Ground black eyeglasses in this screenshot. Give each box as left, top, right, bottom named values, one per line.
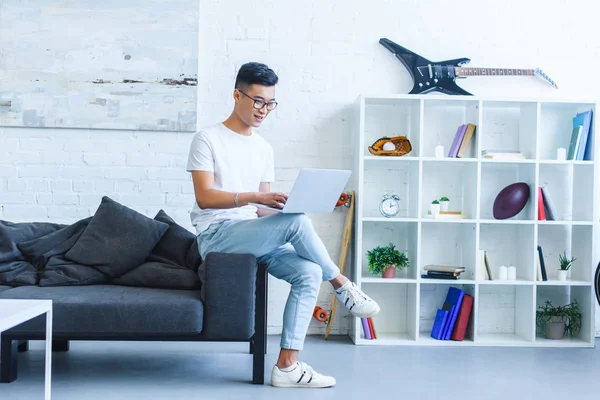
left=238, top=89, right=278, bottom=111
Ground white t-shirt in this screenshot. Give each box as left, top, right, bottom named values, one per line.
left=186, top=123, right=274, bottom=234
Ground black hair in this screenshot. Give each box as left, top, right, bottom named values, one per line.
left=234, top=62, right=279, bottom=90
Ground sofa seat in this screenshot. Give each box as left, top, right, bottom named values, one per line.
left=0, top=285, right=203, bottom=336
left=0, top=286, right=12, bottom=293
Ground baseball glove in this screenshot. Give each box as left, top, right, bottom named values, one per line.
left=368, top=136, right=412, bottom=156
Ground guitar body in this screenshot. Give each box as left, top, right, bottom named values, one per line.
left=380, top=38, right=473, bottom=95
left=379, top=38, right=557, bottom=96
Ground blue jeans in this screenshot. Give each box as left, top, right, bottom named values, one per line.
left=196, top=213, right=341, bottom=350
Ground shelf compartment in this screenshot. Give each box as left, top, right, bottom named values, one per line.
left=537, top=163, right=594, bottom=222
left=418, top=283, right=475, bottom=343
left=538, top=102, right=596, bottom=162
left=535, top=285, right=594, bottom=345
left=362, top=160, right=419, bottom=219
left=421, top=160, right=477, bottom=219
left=477, top=285, right=535, bottom=344
left=480, top=100, right=537, bottom=160
left=419, top=222, right=476, bottom=281
left=361, top=221, right=418, bottom=280
left=363, top=98, right=421, bottom=158
left=422, top=99, right=479, bottom=159
left=536, top=224, right=593, bottom=283
left=480, top=162, right=536, bottom=220
left=356, top=283, right=417, bottom=343
left=479, top=223, right=536, bottom=281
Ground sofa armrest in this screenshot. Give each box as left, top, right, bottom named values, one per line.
left=200, top=252, right=259, bottom=341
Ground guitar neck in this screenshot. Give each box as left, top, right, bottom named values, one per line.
left=455, top=67, right=534, bottom=77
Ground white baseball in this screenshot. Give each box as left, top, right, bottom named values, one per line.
left=383, top=141, right=395, bottom=151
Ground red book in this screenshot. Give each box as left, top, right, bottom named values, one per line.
left=538, top=187, right=546, bottom=220
left=451, top=294, right=474, bottom=341
left=367, top=317, right=376, bottom=339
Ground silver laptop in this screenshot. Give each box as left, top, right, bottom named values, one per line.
left=250, top=168, right=351, bottom=213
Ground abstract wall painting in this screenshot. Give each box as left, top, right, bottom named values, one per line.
left=0, top=0, right=198, bottom=132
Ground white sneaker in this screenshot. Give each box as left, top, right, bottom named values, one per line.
left=335, top=281, right=380, bottom=318
left=271, top=361, right=336, bottom=388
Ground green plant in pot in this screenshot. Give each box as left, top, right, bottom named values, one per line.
left=535, top=300, right=582, bottom=340
left=439, top=196, right=450, bottom=211
left=558, top=251, right=576, bottom=282
left=366, top=243, right=409, bottom=279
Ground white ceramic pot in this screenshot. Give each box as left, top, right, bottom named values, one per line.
left=430, top=203, right=440, bottom=217
left=557, top=269, right=568, bottom=281
left=440, top=200, right=450, bottom=212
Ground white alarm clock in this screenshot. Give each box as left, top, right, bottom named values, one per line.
left=379, top=194, right=400, bottom=217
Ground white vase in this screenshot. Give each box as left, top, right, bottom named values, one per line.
left=440, top=200, right=449, bottom=212
left=557, top=269, right=568, bottom=281
left=430, top=203, right=440, bottom=217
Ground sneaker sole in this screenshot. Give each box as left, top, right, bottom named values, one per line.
left=271, top=381, right=336, bottom=388
left=351, top=304, right=380, bottom=318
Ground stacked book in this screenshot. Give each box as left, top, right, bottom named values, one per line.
left=481, top=149, right=526, bottom=160
left=421, top=264, right=465, bottom=280
left=431, top=286, right=474, bottom=341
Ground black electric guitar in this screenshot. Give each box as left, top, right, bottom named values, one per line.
left=379, top=38, right=558, bottom=96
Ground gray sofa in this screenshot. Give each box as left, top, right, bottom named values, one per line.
left=0, top=197, right=268, bottom=384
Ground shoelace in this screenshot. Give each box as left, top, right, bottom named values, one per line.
left=345, top=283, right=368, bottom=307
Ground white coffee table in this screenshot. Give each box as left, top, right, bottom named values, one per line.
left=0, top=299, right=53, bottom=400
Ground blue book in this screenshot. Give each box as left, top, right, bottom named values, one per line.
left=443, top=287, right=465, bottom=340
left=574, top=110, right=592, bottom=160
left=580, top=110, right=594, bottom=161
left=431, top=309, right=449, bottom=340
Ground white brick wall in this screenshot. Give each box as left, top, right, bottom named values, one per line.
left=2, top=0, right=600, bottom=336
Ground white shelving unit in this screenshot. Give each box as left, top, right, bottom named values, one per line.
left=350, top=94, right=598, bottom=347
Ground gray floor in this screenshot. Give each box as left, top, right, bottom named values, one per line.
left=0, top=335, right=599, bottom=400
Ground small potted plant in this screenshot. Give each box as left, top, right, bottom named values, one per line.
left=430, top=200, right=440, bottom=217
left=366, top=243, right=409, bottom=279
left=536, top=300, right=581, bottom=340
left=439, top=196, right=450, bottom=211
left=558, top=251, right=576, bottom=281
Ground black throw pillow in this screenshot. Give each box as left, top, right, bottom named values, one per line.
left=64, top=196, right=169, bottom=278
left=148, top=210, right=196, bottom=267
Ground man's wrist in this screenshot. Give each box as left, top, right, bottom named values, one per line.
left=237, top=192, right=259, bottom=207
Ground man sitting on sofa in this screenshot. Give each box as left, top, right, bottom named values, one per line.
left=186, top=62, right=379, bottom=388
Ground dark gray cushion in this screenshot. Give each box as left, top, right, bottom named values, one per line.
left=64, top=197, right=169, bottom=278
left=0, top=219, right=65, bottom=286
left=111, top=262, right=200, bottom=290
left=0, top=261, right=38, bottom=286
left=16, top=217, right=109, bottom=286
left=0, top=285, right=13, bottom=293
left=0, top=285, right=203, bottom=336
left=0, top=219, right=66, bottom=264
left=17, top=217, right=92, bottom=269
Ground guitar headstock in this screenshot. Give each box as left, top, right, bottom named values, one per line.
left=534, top=68, right=558, bottom=89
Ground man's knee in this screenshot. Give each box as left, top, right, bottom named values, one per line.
left=282, top=213, right=312, bottom=231
left=293, top=262, right=322, bottom=288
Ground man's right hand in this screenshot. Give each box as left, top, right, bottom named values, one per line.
left=256, top=192, right=288, bottom=209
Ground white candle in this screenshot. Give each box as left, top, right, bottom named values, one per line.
left=498, top=265, right=508, bottom=280
left=435, top=145, right=444, bottom=158
left=557, top=147, right=566, bottom=161
left=507, top=265, right=516, bottom=280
